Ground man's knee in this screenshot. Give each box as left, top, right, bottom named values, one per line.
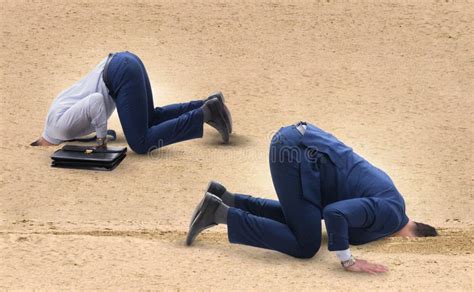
left=128, top=135, right=165, bottom=154
left=128, top=140, right=149, bottom=154
left=294, top=240, right=321, bottom=259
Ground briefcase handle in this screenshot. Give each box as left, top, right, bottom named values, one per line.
left=61, top=144, right=127, bottom=154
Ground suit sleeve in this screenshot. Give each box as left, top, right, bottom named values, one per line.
left=323, top=198, right=377, bottom=251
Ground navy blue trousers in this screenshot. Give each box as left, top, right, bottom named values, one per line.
left=106, top=52, right=204, bottom=154
left=227, top=125, right=323, bottom=258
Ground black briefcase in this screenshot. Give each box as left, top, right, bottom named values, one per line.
left=51, top=145, right=127, bottom=171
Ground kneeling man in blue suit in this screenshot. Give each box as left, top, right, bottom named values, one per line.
left=187, top=122, right=437, bottom=274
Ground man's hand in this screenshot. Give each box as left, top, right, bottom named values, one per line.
left=96, top=137, right=107, bottom=149
left=345, top=259, right=388, bottom=274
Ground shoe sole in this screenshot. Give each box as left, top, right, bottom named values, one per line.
left=209, top=91, right=225, bottom=103
left=222, top=103, right=233, bottom=134
left=216, top=92, right=232, bottom=133
left=189, top=186, right=209, bottom=228
left=189, top=181, right=220, bottom=228
left=209, top=100, right=230, bottom=144
left=186, top=194, right=217, bottom=246
left=208, top=93, right=233, bottom=134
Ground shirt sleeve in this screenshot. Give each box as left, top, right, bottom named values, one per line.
left=335, top=248, right=352, bottom=261
left=86, top=93, right=108, bottom=139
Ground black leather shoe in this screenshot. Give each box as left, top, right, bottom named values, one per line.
left=189, top=181, right=227, bottom=226
left=207, top=180, right=227, bottom=198
left=205, top=98, right=230, bottom=144
left=186, top=193, right=222, bottom=246
left=206, top=91, right=225, bottom=103
left=206, top=92, right=233, bottom=134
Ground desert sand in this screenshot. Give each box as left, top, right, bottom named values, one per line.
left=1, top=0, right=473, bottom=290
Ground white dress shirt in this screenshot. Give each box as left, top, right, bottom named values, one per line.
left=42, top=56, right=116, bottom=144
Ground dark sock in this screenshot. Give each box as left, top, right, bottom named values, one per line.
left=214, top=203, right=229, bottom=224
left=201, top=101, right=212, bottom=122
left=221, top=191, right=235, bottom=207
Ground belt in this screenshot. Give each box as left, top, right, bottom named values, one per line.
left=102, top=52, right=116, bottom=91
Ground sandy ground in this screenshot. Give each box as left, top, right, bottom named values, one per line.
left=1, top=0, right=473, bottom=290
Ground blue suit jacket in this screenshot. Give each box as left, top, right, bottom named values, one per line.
left=300, top=124, right=409, bottom=245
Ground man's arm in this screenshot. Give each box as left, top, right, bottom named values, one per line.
left=86, top=93, right=108, bottom=147
left=323, top=198, right=388, bottom=274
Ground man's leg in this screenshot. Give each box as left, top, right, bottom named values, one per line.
left=110, top=53, right=204, bottom=154
left=191, top=182, right=285, bottom=227
left=126, top=52, right=157, bottom=127
left=226, top=140, right=322, bottom=258
left=152, top=101, right=205, bottom=126
left=127, top=52, right=205, bottom=127
left=204, top=181, right=286, bottom=224
left=230, top=194, right=285, bottom=225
